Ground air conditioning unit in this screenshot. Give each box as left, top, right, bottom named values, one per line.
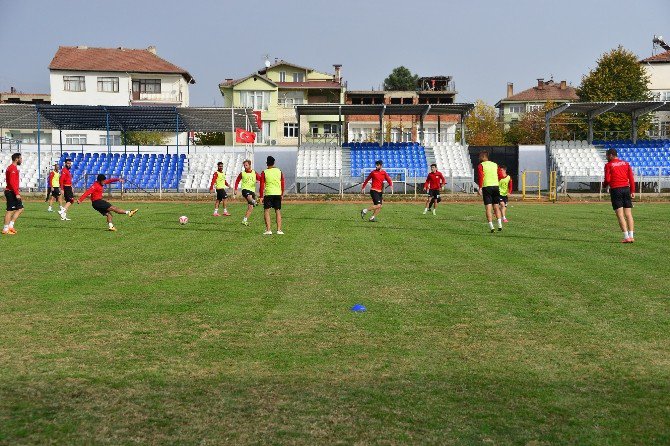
left=270, top=140, right=277, bottom=145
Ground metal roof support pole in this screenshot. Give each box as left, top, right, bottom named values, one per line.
left=187, top=131, right=190, bottom=155
left=379, top=105, right=385, bottom=146
left=437, top=115, right=441, bottom=143
left=105, top=109, right=111, bottom=155
left=545, top=103, right=571, bottom=180
left=175, top=108, right=179, bottom=157
left=420, top=105, right=431, bottom=146
left=298, top=113, right=302, bottom=147
left=338, top=106, right=342, bottom=146
left=631, top=102, right=666, bottom=144
left=59, top=129, right=63, bottom=157
left=231, top=108, right=235, bottom=147
left=460, top=113, right=465, bottom=145
left=587, top=103, right=616, bottom=144
left=631, top=112, right=638, bottom=144
left=37, top=105, right=41, bottom=188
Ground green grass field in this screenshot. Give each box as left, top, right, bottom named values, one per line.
left=0, top=200, right=668, bottom=445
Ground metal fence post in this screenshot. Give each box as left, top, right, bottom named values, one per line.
left=159, top=171, right=163, bottom=199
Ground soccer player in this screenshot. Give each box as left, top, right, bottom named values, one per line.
left=498, top=165, right=513, bottom=223
left=603, top=148, right=636, bottom=243
left=360, top=160, right=393, bottom=222
left=209, top=162, right=230, bottom=217
left=3, top=153, right=24, bottom=235
left=77, top=174, right=137, bottom=231
left=234, top=159, right=261, bottom=226
left=46, top=162, right=65, bottom=214
left=59, top=158, right=75, bottom=221
left=259, top=156, right=285, bottom=235
left=477, top=151, right=504, bottom=233
left=423, top=163, right=446, bottom=215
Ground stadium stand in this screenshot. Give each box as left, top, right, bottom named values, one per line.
left=296, top=144, right=342, bottom=179
left=182, top=152, right=245, bottom=191
left=430, top=142, right=474, bottom=179
left=595, top=139, right=670, bottom=176
left=0, top=151, right=59, bottom=190
left=348, top=142, right=428, bottom=178
left=549, top=140, right=606, bottom=179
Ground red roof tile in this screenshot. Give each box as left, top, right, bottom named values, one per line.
left=49, top=46, right=195, bottom=83
left=501, top=80, right=578, bottom=102
left=640, top=50, right=670, bottom=63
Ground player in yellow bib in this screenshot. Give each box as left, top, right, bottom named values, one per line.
left=233, top=159, right=261, bottom=226
left=208, top=162, right=230, bottom=217
left=477, top=151, right=504, bottom=233
left=259, top=156, right=285, bottom=235
left=46, top=163, right=65, bottom=214
left=498, top=165, right=513, bottom=223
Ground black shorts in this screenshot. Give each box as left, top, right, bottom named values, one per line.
left=216, top=189, right=227, bottom=201
left=92, top=199, right=112, bottom=216
left=370, top=190, right=383, bottom=205
left=64, top=186, right=75, bottom=203
left=242, top=189, right=256, bottom=200
left=610, top=186, right=632, bottom=211
left=50, top=187, right=61, bottom=198
left=427, top=189, right=441, bottom=202
left=499, top=195, right=509, bottom=205
left=263, top=195, right=282, bottom=210
left=482, top=186, right=501, bottom=206
left=4, top=190, right=23, bottom=211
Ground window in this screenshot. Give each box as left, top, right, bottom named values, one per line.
left=508, top=104, right=523, bottom=114
left=292, top=72, right=305, bottom=82
left=279, top=71, right=286, bottom=82
left=240, top=91, right=271, bottom=110
left=278, top=91, right=304, bottom=106
left=323, top=123, right=339, bottom=134
left=99, top=135, right=121, bottom=145
left=284, top=123, right=299, bottom=138
left=97, top=77, right=119, bottom=92
left=311, top=124, right=319, bottom=136
left=527, top=104, right=543, bottom=112
left=65, top=134, right=87, bottom=144
left=660, top=91, right=670, bottom=101
left=137, top=79, right=161, bottom=93
left=63, top=76, right=85, bottom=92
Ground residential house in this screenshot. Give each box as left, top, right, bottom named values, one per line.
left=641, top=49, right=670, bottom=137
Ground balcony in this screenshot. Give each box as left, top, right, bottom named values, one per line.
left=130, top=92, right=183, bottom=105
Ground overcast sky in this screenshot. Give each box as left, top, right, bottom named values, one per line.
left=1, top=0, right=668, bottom=106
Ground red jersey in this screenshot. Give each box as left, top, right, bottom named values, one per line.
left=477, top=165, right=505, bottom=189
left=424, top=171, right=446, bottom=190
left=78, top=178, right=119, bottom=203
left=234, top=169, right=262, bottom=190
left=60, top=166, right=72, bottom=187
left=5, top=164, right=19, bottom=194
left=362, top=169, right=393, bottom=192
left=603, top=159, right=635, bottom=193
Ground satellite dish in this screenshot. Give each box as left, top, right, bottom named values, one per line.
left=265, top=59, right=271, bottom=68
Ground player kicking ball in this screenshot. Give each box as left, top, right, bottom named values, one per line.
left=360, top=160, right=393, bottom=222
left=77, top=174, right=138, bottom=231
left=209, top=162, right=231, bottom=217
left=477, top=151, right=504, bottom=233
left=423, top=163, right=446, bottom=215
left=603, top=148, right=636, bottom=243
left=233, top=159, right=261, bottom=226
left=498, top=165, right=513, bottom=223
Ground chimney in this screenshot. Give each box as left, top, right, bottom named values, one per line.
left=537, top=78, right=545, bottom=89
left=147, top=45, right=157, bottom=55
left=10, top=86, right=16, bottom=94
left=333, top=64, right=342, bottom=83
left=560, top=80, right=567, bottom=90
left=225, top=78, right=233, bottom=83
left=506, top=82, right=513, bottom=98
left=77, top=45, right=88, bottom=50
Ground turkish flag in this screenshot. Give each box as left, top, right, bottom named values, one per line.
left=252, top=111, right=262, bottom=129
left=235, top=128, right=256, bottom=143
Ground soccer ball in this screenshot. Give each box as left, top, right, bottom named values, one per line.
left=179, top=215, right=188, bottom=225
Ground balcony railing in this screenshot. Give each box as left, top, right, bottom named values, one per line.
left=131, top=92, right=183, bottom=103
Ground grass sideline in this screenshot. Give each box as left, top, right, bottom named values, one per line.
left=0, top=201, right=669, bottom=445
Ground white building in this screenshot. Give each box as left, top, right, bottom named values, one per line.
left=48, top=45, right=195, bottom=145
left=641, top=49, right=670, bottom=137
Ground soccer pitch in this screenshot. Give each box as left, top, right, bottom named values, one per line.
left=1, top=200, right=668, bottom=445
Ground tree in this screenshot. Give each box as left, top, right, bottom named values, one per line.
left=504, top=102, right=573, bottom=145
left=383, top=66, right=418, bottom=91
left=194, top=132, right=226, bottom=145
left=122, top=131, right=169, bottom=146
left=464, top=100, right=505, bottom=146
left=577, top=46, right=652, bottom=139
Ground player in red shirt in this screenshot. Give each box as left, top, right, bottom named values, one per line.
left=59, top=158, right=75, bottom=221
left=77, top=174, right=138, bottom=231
left=3, top=153, right=24, bottom=235
left=360, top=160, right=393, bottom=222
left=603, top=148, right=636, bottom=243
left=423, top=163, right=446, bottom=215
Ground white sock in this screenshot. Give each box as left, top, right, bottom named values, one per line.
left=369, top=216, right=375, bottom=220
left=8, top=221, right=14, bottom=229
left=3, top=225, right=8, bottom=231
left=497, top=218, right=502, bottom=228
left=243, top=217, right=248, bottom=222
left=48, top=206, right=52, bottom=211
left=125, top=211, right=130, bottom=215
left=488, top=221, right=494, bottom=230
left=223, top=208, right=227, bottom=213
left=362, top=208, right=368, bottom=214
left=214, top=208, right=219, bottom=213
left=629, top=231, right=634, bottom=239
left=424, top=208, right=428, bottom=212
left=109, top=222, right=114, bottom=229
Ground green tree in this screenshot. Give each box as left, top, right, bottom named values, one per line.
left=504, top=102, right=573, bottom=145
left=194, top=132, right=226, bottom=145
left=464, top=100, right=505, bottom=146
left=577, top=46, right=652, bottom=139
left=122, top=131, right=169, bottom=146
left=383, top=66, right=418, bottom=91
